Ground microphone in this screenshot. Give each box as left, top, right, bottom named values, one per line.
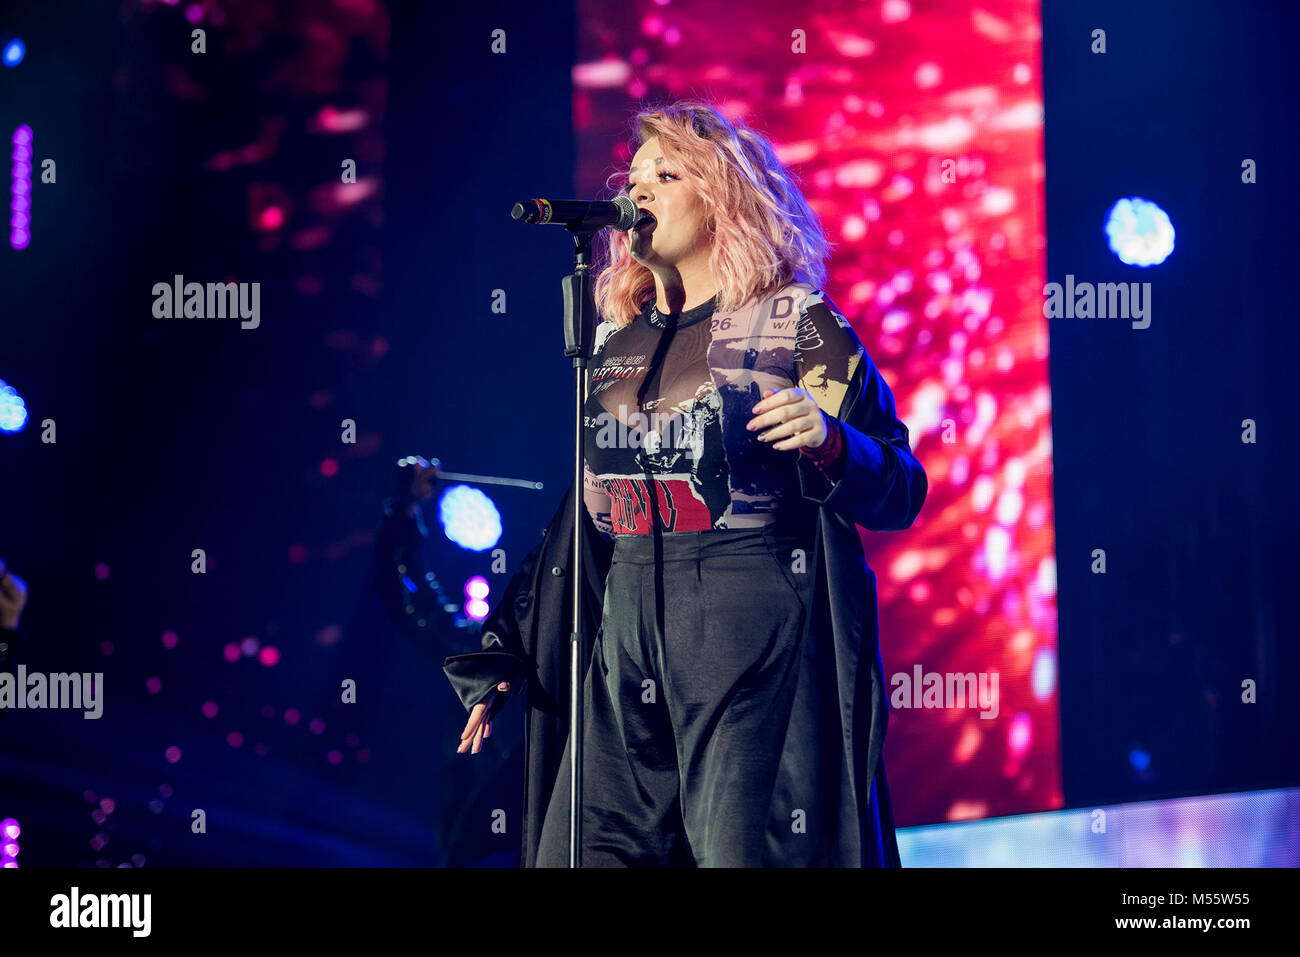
left=511, top=194, right=640, bottom=232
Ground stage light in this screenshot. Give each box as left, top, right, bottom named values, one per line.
left=0, top=378, right=28, bottom=433
left=1007, top=713, right=1032, bottom=757
left=436, top=484, right=503, bottom=552
left=464, top=575, right=491, bottom=621
left=0, top=816, right=18, bottom=868
left=1105, top=197, right=1175, bottom=267
left=0, top=816, right=17, bottom=863
left=1129, top=748, right=1152, bottom=773
left=10, top=125, right=31, bottom=250
left=2, top=39, right=24, bottom=68
left=1031, top=647, right=1056, bottom=701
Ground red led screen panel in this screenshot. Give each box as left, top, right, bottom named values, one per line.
left=574, top=0, right=1057, bottom=825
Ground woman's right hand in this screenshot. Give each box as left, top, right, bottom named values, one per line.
left=457, top=681, right=511, bottom=754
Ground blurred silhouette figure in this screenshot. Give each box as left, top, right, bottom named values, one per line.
left=374, top=456, right=474, bottom=659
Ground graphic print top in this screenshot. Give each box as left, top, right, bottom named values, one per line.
left=581, top=283, right=865, bottom=537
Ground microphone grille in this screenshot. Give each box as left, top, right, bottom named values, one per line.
left=611, top=194, right=639, bottom=232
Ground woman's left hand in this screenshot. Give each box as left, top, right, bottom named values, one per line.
left=748, top=387, right=829, bottom=451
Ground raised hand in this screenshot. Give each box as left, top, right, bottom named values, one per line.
left=747, top=387, right=830, bottom=451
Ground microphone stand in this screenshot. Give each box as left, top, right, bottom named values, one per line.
left=560, top=227, right=600, bottom=868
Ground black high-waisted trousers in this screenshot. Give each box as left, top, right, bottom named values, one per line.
left=536, top=524, right=814, bottom=867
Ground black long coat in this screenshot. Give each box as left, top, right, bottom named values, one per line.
left=444, top=299, right=927, bottom=867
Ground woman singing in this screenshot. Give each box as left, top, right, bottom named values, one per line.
left=429, top=99, right=927, bottom=867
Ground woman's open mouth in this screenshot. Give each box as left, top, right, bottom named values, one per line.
left=634, top=212, right=657, bottom=232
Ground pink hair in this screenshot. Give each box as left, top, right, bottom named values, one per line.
left=592, top=99, right=833, bottom=328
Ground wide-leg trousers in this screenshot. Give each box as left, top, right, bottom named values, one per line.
left=536, top=523, right=814, bottom=867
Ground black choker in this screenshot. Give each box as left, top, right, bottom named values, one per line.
left=646, top=295, right=719, bottom=329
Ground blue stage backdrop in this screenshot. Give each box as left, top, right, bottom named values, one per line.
left=0, top=0, right=1296, bottom=867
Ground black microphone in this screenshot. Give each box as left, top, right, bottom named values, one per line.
left=511, top=195, right=640, bottom=232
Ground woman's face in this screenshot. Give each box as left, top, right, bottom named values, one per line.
left=624, top=136, right=711, bottom=271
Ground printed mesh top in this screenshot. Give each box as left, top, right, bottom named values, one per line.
left=582, top=282, right=864, bottom=537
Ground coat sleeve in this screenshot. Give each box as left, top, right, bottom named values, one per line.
left=440, top=521, right=545, bottom=722
left=792, top=290, right=927, bottom=531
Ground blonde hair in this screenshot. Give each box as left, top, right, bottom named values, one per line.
left=592, top=99, right=832, bottom=328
